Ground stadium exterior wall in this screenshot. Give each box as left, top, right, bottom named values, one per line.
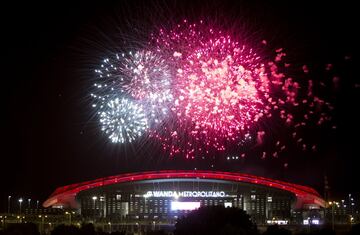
left=44, top=170, right=325, bottom=210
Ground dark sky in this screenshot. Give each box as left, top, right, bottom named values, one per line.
left=1, top=0, right=359, bottom=211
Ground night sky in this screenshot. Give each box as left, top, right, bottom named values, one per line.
left=1, top=0, right=359, bottom=211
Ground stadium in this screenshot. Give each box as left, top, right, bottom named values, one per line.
left=43, top=170, right=325, bottom=224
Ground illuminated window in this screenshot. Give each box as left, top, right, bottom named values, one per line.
left=251, top=195, right=256, bottom=200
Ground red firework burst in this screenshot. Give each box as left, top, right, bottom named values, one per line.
left=149, top=20, right=333, bottom=159
left=150, top=21, right=274, bottom=157
left=174, top=36, right=267, bottom=143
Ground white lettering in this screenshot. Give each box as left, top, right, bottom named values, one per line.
left=144, top=191, right=227, bottom=198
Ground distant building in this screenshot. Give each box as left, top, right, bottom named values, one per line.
left=43, top=170, right=325, bottom=224
left=24, top=208, right=64, bottom=215
left=326, top=194, right=359, bottom=224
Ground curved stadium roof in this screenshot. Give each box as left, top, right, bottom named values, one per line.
left=43, top=170, right=325, bottom=209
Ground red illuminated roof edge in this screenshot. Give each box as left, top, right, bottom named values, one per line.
left=43, top=170, right=324, bottom=208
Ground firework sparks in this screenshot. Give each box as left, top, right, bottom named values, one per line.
left=150, top=21, right=275, bottom=157
left=94, top=50, right=172, bottom=123
left=91, top=19, right=335, bottom=159
left=92, top=50, right=174, bottom=143
left=172, top=35, right=266, bottom=145
left=99, top=98, right=148, bottom=143
left=119, top=50, right=173, bottom=104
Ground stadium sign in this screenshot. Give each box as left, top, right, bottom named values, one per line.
left=144, top=191, right=226, bottom=198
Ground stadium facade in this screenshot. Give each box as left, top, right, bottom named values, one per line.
left=43, top=170, right=325, bottom=224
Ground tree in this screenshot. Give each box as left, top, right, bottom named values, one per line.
left=79, top=223, right=96, bottom=235
left=348, top=223, right=360, bottom=235
left=51, top=224, right=79, bottom=235
left=3, top=223, right=40, bottom=235
left=174, top=206, right=259, bottom=235
left=262, top=225, right=291, bottom=235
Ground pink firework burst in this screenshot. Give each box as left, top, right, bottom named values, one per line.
left=92, top=18, right=336, bottom=161
left=120, top=50, right=172, bottom=103
left=174, top=35, right=267, bottom=143
left=150, top=21, right=276, bottom=157
left=149, top=20, right=334, bottom=159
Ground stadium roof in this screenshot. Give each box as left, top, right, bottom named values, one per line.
left=43, top=170, right=325, bottom=209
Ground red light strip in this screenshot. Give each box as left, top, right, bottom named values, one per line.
left=43, top=170, right=324, bottom=208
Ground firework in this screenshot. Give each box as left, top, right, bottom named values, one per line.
left=148, top=20, right=334, bottom=158
left=93, top=50, right=172, bottom=126
left=119, top=50, right=173, bottom=124
left=150, top=21, right=271, bottom=156
left=120, top=50, right=172, bottom=102
left=99, top=98, right=148, bottom=143
left=91, top=19, right=335, bottom=160
left=173, top=36, right=266, bottom=143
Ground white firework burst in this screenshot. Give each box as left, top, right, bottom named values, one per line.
left=94, top=50, right=173, bottom=126
left=99, top=98, right=148, bottom=143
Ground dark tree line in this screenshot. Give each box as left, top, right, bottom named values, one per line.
left=174, top=206, right=258, bottom=235
left=1, top=208, right=359, bottom=235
